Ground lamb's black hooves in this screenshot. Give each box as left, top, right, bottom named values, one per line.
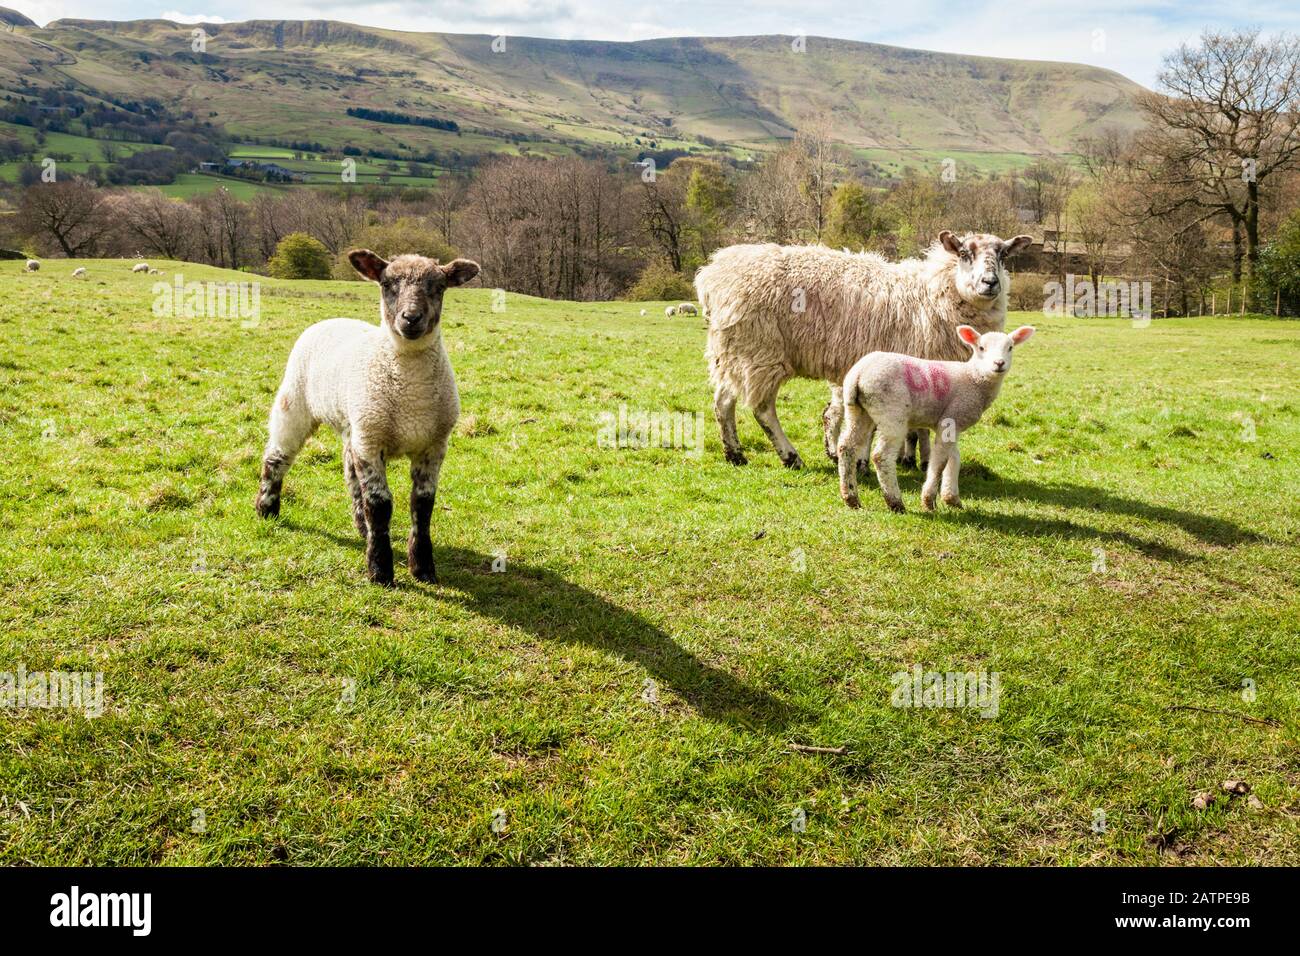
left=886, top=499, right=906, bottom=514
left=410, top=563, right=438, bottom=585
left=843, top=493, right=861, bottom=510
left=900, top=455, right=917, bottom=470
left=781, top=453, right=804, bottom=470
left=725, top=449, right=748, bottom=466
left=255, top=495, right=279, bottom=518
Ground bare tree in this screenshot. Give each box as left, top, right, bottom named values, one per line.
left=1136, top=28, right=1300, bottom=293
left=19, top=178, right=111, bottom=257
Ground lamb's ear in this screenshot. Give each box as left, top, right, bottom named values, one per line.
left=348, top=249, right=388, bottom=282
left=1003, top=235, right=1033, bottom=258
left=1009, top=325, right=1036, bottom=344
left=939, top=230, right=963, bottom=256
left=956, top=324, right=980, bottom=349
left=441, top=258, right=480, bottom=287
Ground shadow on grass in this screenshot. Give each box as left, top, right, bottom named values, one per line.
left=285, top=519, right=803, bottom=733
left=815, top=456, right=1264, bottom=558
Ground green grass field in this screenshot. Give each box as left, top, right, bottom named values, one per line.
left=1, top=260, right=1297, bottom=864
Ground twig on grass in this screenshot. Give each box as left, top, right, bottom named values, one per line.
left=1168, top=705, right=1280, bottom=728
left=787, top=743, right=848, bottom=755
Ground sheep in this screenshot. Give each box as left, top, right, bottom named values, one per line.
left=836, top=324, right=1035, bottom=513
left=72, top=267, right=87, bottom=278
left=676, top=302, right=698, bottom=315
left=25, top=259, right=39, bottom=271
left=148, top=268, right=162, bottom=275
left=640, top=309, right=648, bottom=317
left=132, top=263, right=149, bottom=273
left=695, top=231, right=1032, bottom=469
left=255, top=249, right=481, bottom=586
left=664, top=306, right=677, bottom=317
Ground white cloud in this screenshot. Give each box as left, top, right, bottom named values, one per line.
left=159, top=10, right=228, bottom=23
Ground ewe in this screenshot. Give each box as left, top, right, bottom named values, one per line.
left=256, top=249, right=481, bottom=586
left=676, top=302, right=698, bottom=315
left=695, top=231, right=1031, bottom=469
left=25, top=259, right=39, bottom=271
left=131, top=263, right=150, bottom=273
left=664, top=305, right=677, bottom=317
left=72, top=267, right=87, bottom=278
left=836, top=324, right=1035, bottom=513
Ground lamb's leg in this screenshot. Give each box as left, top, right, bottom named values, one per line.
left=352, top=448, right=394, bottom=586
left=916, top=429, right=931, bottom=473
left=753, top=394, right=803, bottom=469
left=870, top=424, right=908, bottom=513
left=836, top=405, right=874, bottom=509
left=343, top=440, right=367, bottom=539
left=921, top=439, right=951, bottom=511
left=256, top=392, right=316, bottom=518
left=713, top=382, right=746, bottom=466
left=941, top=442, right=962, bottom=509
left=901, top=431, right=917, bottom=469
left=822, top=385, right=844, bottom=463
left=407, top=442, right=446, bottom=584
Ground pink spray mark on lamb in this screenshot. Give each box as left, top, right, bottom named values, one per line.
left=901, top=360, right=951, bottom=399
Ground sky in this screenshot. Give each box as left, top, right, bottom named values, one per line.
left=8, top=0, right=1300, bottom=87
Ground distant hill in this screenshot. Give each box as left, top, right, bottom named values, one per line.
left=0, top=17, right=1147, bottom=174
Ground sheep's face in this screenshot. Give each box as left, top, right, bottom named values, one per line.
left=940, top=232, right=1033, bottom=305
left=957, top=324, right=1035, bottom=376
left=348, top=249, right=481, bottom=342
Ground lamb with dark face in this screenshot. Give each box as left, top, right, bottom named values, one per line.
left=350, top=250, right=480, bottom=342
left=256, top=248, right=481, bottom=586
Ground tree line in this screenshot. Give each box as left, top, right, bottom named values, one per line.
left=7, top=29, right=1300, bottom=313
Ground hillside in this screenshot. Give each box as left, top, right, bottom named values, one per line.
left=0, top=16, right=1146, bottom=172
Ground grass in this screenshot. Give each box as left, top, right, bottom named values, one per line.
left=1, top=259, right=1298, bottom=865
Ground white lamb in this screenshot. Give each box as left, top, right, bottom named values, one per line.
left=72, top=267, right=87, bottom=278
left=132, top=263, right=150, bottom=273
left=695, top=231, right=1031, bottom=469
left=25, top=259, right=39, bottom=271
left=256, top=249, right=481, bottom=586
left=836, top=324, right=1035, bottom=513
left=664, top=306, right=677, bottom=317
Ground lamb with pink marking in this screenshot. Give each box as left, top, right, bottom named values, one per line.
left=836, top=324, right=1035, bottom=513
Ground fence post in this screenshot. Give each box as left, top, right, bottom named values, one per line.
left=1212, top=291, right=1216, bottom=315
left=1278, top=288, right=1282, bottom=317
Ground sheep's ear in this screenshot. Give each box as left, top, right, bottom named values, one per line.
left=441, top=258, right=480, bottom=287
left=1003, top=235, right=1033, bottom=258
left=956, top=325, right=980, bottom=349
left=1009, top=325, right=1036, bottom=344
left=939, top=230, right=963, bottom=256
left=348, top=249, right=388, bottom=282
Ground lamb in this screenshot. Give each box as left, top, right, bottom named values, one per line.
left=694, top=231, right=1032, bottom=469
left=836, top=324, right=1035, bottom=513
left=664, top=306, right=677, bottom=317
left=25, top=259, right=39, bottom=271
left=132, top=263, right=150, bottom=273
left=72, top=267, right=87, bottom=278
left=255, top=249, right=481, bottom=586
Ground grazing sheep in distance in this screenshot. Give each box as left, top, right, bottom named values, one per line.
left=837, top=324, right=1035, bottom=513
left=132, top=263, right=149, bottom=273
left=148, top=268, right=162, bottom=275
left=256, top=249, right=481, bottom=586
left=72, top=267, right=87, bottom=278
left=695, top=231, right=1032, bottom=469
left=25, top=259, right=39, bottom=271
left=664, top=305, right=677, bottom=317
left=676, top=302, right=698, bottom=315
left=640, top=309, right=647, bottom=317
